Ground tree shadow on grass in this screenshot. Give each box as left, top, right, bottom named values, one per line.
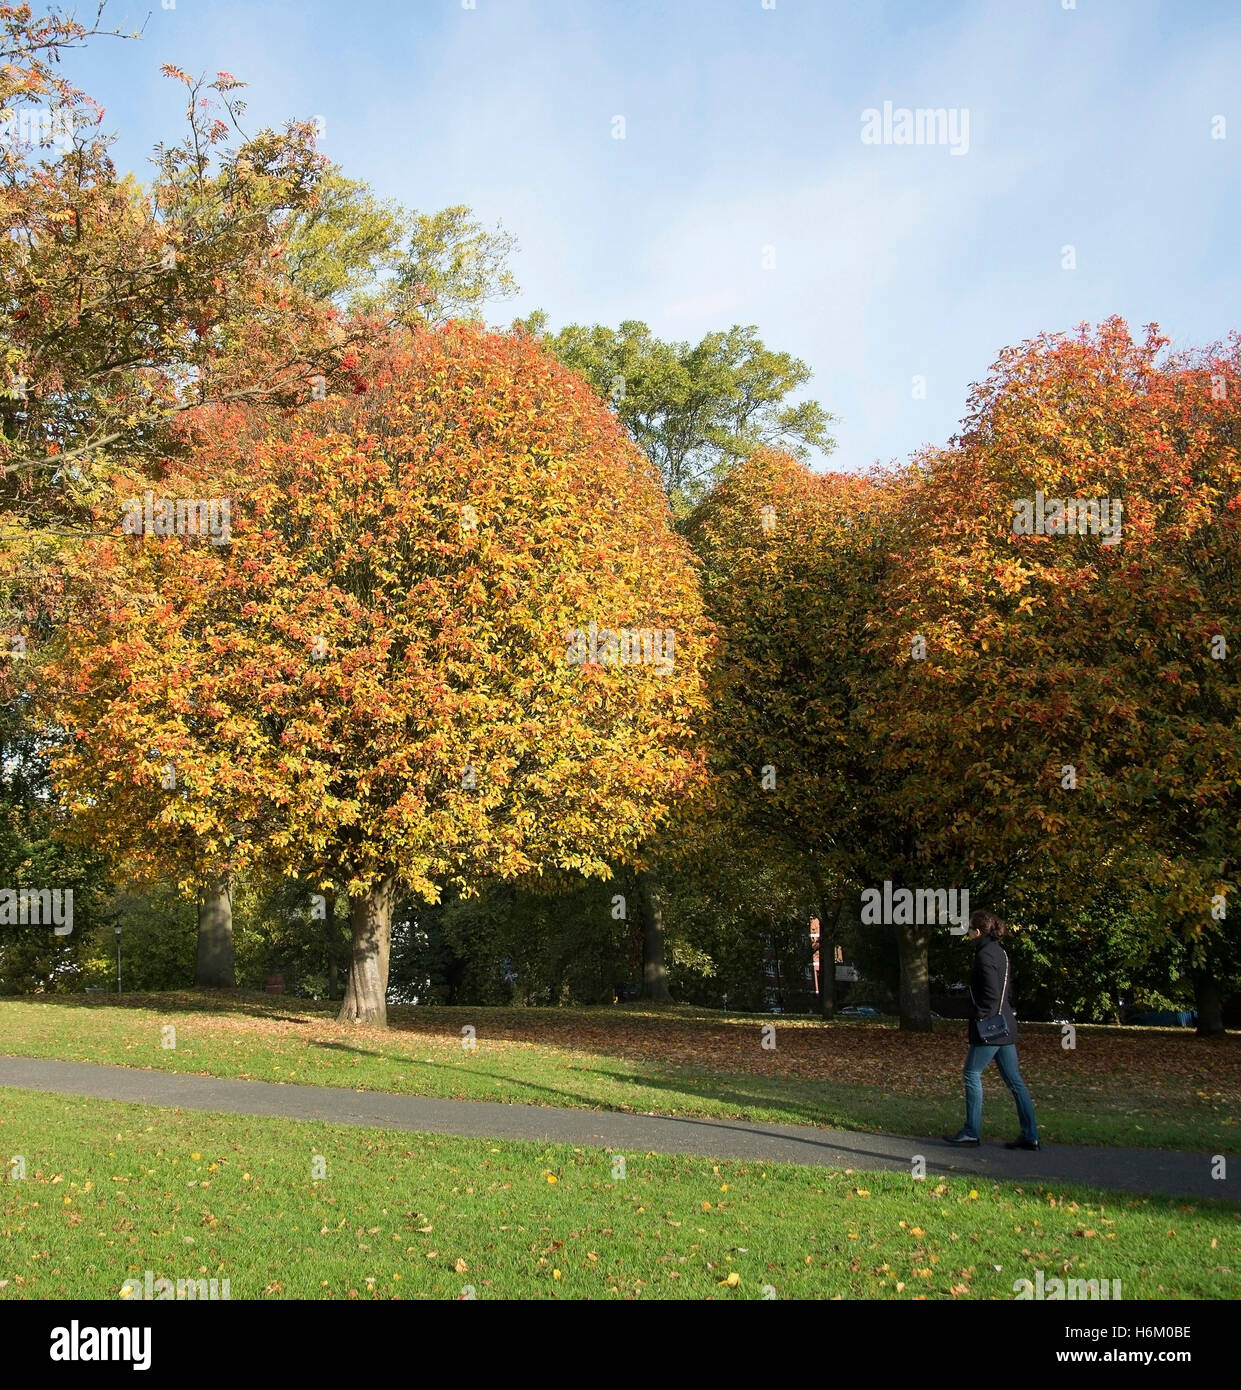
left=286, top=1045, right=970, bottom=1171
left=6, top=991, right=325, bottom=1024
left=303, top=1037, right=947, bottom=1137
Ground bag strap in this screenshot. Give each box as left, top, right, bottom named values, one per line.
left=969, top=948, right=1009, bottom=1015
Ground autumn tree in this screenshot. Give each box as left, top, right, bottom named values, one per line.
left=48, top=324, right=709, bottom=1025
left=687, top=448, right=917, bottom=1020
left=511, top=316, right=834, bottom=995
left=0, top=9, right=416, bottom=981
left=878, top=319, right=1241, bottom=1034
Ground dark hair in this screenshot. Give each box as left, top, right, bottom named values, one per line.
left=969, top=909, right=1007, bottom=940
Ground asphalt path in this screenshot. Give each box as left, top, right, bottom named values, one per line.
left=1, top=1055, right=1232, bottom=1201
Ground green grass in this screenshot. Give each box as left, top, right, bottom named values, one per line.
left=1, top=1088, right=1235, bottom=1300
left=1, top=993, right=1237, bottom=1151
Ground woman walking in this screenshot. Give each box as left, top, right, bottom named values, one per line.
left=944, top=909, right=1040, bottom=1149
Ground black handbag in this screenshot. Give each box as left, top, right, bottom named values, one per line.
left=970, top=950, right=1012, bottom=1044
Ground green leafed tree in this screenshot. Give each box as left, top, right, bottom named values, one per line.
left=516, top=315, right=835, bottom=513
left=284, top=172, right=518, bottom=325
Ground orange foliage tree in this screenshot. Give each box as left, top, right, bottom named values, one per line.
left=47, top=324, right=709, bottom=1024
left=879, top=319, right=1241, bottom=1032
left=689, top=321, right=1241, bottom=1032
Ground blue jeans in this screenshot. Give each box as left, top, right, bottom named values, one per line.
left=962, top=1043, right=1038, bottom=1142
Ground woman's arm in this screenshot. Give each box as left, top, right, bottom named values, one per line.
left=974, top=945, right=1005, bottom=1015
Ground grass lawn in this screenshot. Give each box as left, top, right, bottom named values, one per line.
left=1, top=1088, right=1236, bottom=1300
left=0, top=993, right=1236, bottom=1151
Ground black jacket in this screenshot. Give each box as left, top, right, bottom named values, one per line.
left=969, top=935, right=1017, bottom=1045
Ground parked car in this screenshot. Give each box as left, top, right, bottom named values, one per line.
left=838, top=1005, right=880, bottom=1018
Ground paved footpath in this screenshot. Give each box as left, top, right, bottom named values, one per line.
left=1, top=1056, right=1234, bottom=1202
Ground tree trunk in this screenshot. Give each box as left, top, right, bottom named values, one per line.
left=338, top=877, right=396, bottom=1027
left=194, top=874, right=235, bottom=988
left=896, top=920, right=932, bottom=1032
left=810, top=864, right=842, bottom=1020
left=817, top=900, right=843, bottom=1019
left=445, top=950, right=467, bottom=1006
left=1193, top=966, right=1226, bottom=1037
left=638, top=867, right=672, bottom=1003
left=326, top=900, right=339, bottom=998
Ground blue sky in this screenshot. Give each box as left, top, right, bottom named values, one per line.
left=70, top=0, right=1240, bottom=472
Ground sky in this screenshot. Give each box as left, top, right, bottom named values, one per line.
left=65, top=0, right=1241, bottom=473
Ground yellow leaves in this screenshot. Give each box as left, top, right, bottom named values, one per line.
left=552, top=1269, right=561, bottom=1280
left=454, top=1257, right=468, bottom=1274
left=718, top=1272, right=741, bottom=1288
left=719, top=1184, right=729, bottom=1192
left=909, top=1226, right=925, bottom=1237
left=545, top=1173, right=558, bottom=1185
left=967, top=1190, right=979, bottom=1200
left=47, top=325, right=711, bottom=902
left=190, top=1152, right=201, bottom=1161
left=853, top=1188, right=871, bottom=1197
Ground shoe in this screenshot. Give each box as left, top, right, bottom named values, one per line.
left=1005, top=1138, right=1041, bottom=1151
left=943, top=1133, right=980, bottom=1146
